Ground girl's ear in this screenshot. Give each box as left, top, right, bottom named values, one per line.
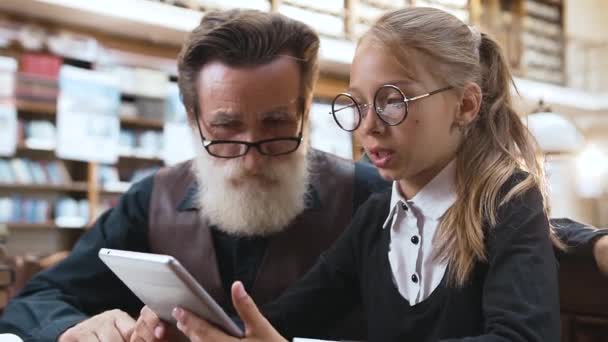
left=456, top=82, right=482, bottom=126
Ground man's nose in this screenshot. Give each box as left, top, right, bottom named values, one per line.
left=239, top=130, right=266, bottom=172
left=241, top=146, right=265, bottom=172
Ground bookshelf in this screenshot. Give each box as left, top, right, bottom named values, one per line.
left=469, top=0, right=565, bottom=85
left=119, top=116, right=165, bottom=130
left=0, top=3, right=353, bottom=258
left=5, top=222, right=85, bottom=230
left=522, top=0, right=565, bottom=85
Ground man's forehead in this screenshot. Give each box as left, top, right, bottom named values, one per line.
left=205, top=99, right=299, bottom=119
left=197, top=56, right=302, bottom=117
left=198, top=56, right=301, bottom=86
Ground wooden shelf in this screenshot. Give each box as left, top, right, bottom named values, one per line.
left=100, top=190, right=124, bottom=196
left=16, top=102, right=167, bottom=131
left=0, top=182, right=89, bottom=193
left=526, top=11, right=561, bottom=25
left=5, top=222, right=85, bottom=230
left=16, top=100, right=56, bottom=116
left=121, top=92, right=166, bottom=101
left=530, top=0, right=562, bottom=7
left=15, top=145, right=56, bottom=158
left=120, top=116, right=164, bottom=130
left=118, top=155, right=164, bottom=163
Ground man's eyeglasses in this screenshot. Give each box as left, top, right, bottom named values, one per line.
left=195, top=113, right=304, bottom=159
left=330, top=84, right=453, bottom=132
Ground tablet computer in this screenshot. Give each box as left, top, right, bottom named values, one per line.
left=98, top=248, right=244, bottom=338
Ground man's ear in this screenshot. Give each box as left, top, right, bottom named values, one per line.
left=188, top=110, right=199, bottom=125
left=456, top=82, right=482, bottom=126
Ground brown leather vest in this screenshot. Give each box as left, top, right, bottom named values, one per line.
left=147, top=149, right=355, bottom=310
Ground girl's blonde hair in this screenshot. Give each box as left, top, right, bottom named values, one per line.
left=365, top=7, right=558, bottom=286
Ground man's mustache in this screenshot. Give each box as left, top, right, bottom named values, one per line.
left=222, top=162, right=284, bottom=182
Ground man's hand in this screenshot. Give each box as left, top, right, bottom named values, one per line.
left=59, top=309, right=135, bottom=342
left=130, top=306, right=168, bottom=342
left=173, top=281, right=287, bottom=342
left=593, top=235, right=608, bottom=275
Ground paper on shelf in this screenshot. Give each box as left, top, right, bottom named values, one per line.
left=56, top=66, right=121, bottom=163
left=0, top=104, right=16, bottom=157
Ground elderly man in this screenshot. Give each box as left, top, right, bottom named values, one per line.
left=1, top=9, right=606, bottom=342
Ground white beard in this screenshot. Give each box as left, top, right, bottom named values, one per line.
left=192, top=135, right=310, bottom=237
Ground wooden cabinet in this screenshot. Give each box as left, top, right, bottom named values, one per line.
left=559, top=256, right=608, bottom=341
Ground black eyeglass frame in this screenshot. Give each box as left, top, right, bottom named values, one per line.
left=330, top=84, right=453, bottom=132
left=195, top=111, right=305, bottom=159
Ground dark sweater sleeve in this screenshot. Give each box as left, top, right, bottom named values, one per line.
left=550, top=217, right=608, bottom=258
left=260, top=198, right=373, bottom=340
left=0, top=175, right=154, bottom=342
left=443, top=187, right=560, bottom=342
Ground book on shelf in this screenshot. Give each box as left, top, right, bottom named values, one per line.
left=47, top=30, right=100, bottom=63
left=98, top=165, right=130, bottom=192
left=0, top=159, right=15, bottom=183
left=99, top=165, right=161, bottom=193
left=23, top=120, right=57, bottom=150
left=19, top=53, right=62, bottom=80
left=3, top=159, right=71, bottom=185
left=56, top=65, right=121, bottom=163
left=54, top=197, right=88, bottom=228
left=0, top=55, right=17, bottom=98
left=0, top=197, right=50, bottom=224
left=119, top=129, right=164, bottom=159
left=98, top=165, right=119, bottom=183
left=0, top=196, right=89, bottom=226
left=135, top=130, right=163, bottom=158
left=163, top=84, right=195, bottom=165
left=101, top=66, right=136, bottom=96
left=103, top=66, right=168, bottom=99
left=135, top=97, right=165, bottom=121
left=45, top=160, right=72, bottom=185
left=0, top=199, right=11, bottom=223
left=120, top=102, right=137, bottom=119
left=165, top=82, right=187, bottom=123
left=28, top=161, right=48, bottom=184
left=118, top=129, right=136, bottom=156
left=9, top=159, right=31, bottom=184
left=0, top=103, right=17, bottom=157
left=134, top=68, right=169, bottom=99
left=15, top=73, right=59, bottom=104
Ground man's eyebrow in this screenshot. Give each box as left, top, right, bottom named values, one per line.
left=259, top=105, right=297, bottom=118
left=208, top=111, right=244, bottom=123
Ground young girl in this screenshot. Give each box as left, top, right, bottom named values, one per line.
left=172, top=7, right=560, bottom=341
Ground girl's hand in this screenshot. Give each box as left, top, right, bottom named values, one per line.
left=173, top=281, right=288, bottom=342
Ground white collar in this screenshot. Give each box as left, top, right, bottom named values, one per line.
left=382, top=159, right=457, bottom=229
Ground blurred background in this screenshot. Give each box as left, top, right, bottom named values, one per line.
left=0, top=0, right=606, bottom=306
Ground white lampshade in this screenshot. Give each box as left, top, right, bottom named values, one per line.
left=524, top=112, right=584, bottom=154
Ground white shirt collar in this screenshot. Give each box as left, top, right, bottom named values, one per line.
left=382, top=159, right=458, bottom=229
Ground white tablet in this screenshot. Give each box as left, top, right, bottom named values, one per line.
left=98, top=248, right=244, bottom=338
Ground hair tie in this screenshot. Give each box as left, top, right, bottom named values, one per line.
left=468, top=25, right=482, bottom=59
